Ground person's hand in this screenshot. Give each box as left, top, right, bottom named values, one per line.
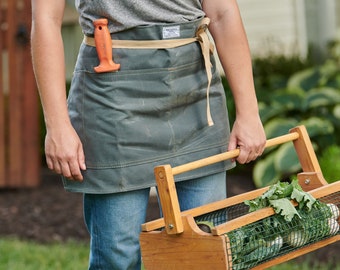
left=228, top=115, right=266, bottom=164
left=44, top=125, right=86, bottom=181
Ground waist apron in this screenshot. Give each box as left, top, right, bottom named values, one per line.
left=64, top=18, right=235, bottom=194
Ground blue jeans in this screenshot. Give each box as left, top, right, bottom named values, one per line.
left=83, top=171, right=226, bottom=270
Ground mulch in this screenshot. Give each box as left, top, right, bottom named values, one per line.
left=0, top=168, right=338, bottom=266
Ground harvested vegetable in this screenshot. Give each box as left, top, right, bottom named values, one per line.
left=196, top=220, right=214, bottom=233
left=328, top=218, right=340, bottom=235
left=227, top=229, right=245, bottom=253
left=194, top=180, right=339, bottom=270
left=226, top=180, right=340, bottom=269
left=244, top=179, right=318, bottom=221
left=286, top=230, right=309, bottom=247
left=227, top=223, right=283, bottom=270
left=267, top=235, right=283, bottom=247
left=327, top=203, right=340, bottom=219
left=266, top=235, right=283, bottom=253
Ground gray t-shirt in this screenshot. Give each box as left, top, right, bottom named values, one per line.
left=72, top=0, right=205, bottom=35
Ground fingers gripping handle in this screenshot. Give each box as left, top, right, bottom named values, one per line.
left=93, top=19, right=120, bottom=73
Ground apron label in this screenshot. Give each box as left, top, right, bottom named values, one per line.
left=162, top=25, right=180, bottom=39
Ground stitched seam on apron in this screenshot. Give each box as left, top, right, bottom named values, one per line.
left=75, top=58, right=203, bottom=76
left=85, top=141, right=228, bottom=169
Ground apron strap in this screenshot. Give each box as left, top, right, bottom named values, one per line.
left=195, top=18, right=214, bottom=126
left=84, top=36, right=198, bottom=49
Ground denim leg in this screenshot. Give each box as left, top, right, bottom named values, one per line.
left=175, top=171, right=227, bottom=211
left=83, top=188, right=150, bottom=270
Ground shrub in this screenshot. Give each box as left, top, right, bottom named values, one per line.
left=319, top=145, right=340, bottom=183
left=223, top=40, right=340, bottom=187
left=252, top=41, right=340, bottom=187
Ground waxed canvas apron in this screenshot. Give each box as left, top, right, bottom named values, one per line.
left=64, top=18, right=234, bottom=194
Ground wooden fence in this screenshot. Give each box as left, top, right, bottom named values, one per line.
left=0, top=0, right=40, bottom=188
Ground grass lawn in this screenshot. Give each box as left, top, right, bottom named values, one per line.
left=0, top=237, right=338, bottom=270
left=0, top=237, right=89, bottom=270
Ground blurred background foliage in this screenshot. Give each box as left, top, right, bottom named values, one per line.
left=224, top=39, right=340, bottom=187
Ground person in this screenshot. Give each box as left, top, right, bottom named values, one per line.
left=31, top=0, right=266, bottom=269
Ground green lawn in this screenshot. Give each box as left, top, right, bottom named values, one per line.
left=0, top=237, right=338, bottom=270
left=0, top=238, right=89, bottom=270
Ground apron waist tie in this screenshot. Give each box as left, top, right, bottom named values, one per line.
left=84, top=17, right=215, bottom=126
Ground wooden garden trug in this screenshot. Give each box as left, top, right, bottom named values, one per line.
left=140, top=125, right=340, bottom=269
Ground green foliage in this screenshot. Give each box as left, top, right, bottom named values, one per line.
left=250, top=41, right=340, bottom=187
left=270, top=258, right=340, bottom=270
left=0, top=238, right=89, bottom=270
left=253, top=54, right=312, bottom=92
left=319, top=145, right=340, bottom=183
left=245, top=180, right=318, bottom=222
left=229, top=180, right=337, bottom=269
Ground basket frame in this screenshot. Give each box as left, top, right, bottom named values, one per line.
left=140, top=125, right=340, bottom=270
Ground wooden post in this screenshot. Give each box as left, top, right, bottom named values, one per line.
left=154, top=165, right=184, bottom=235
left=20, top=0, right=40, bottom=187
left=0, top=1, right=5, bottom=186
left=7, top=0, right=23, bottom=186
left=0, top=0, right=40, bottom=188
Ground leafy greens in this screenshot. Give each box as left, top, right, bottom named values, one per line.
left=244, top=179, right=318, bottom=221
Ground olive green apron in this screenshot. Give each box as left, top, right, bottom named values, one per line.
left=64, top=18, right=234, bottom=194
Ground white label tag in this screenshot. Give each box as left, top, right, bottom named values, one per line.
left=162, top=25, right=180, bottom=39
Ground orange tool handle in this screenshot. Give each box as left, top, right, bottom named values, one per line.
left=93, top=18, right=120, bottom=73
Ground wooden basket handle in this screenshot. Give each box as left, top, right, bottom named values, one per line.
left=152, top=125, right=325, bottom=234
left=172, top=130, right=298, bottom=176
